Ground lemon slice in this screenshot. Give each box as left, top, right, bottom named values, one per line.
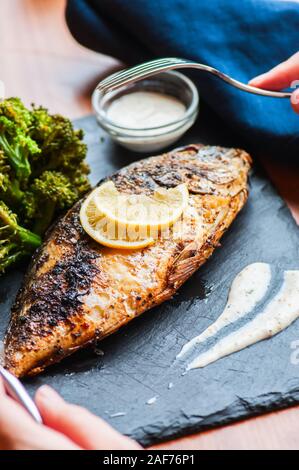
left=79, top=192, right=154, bottom=249
left=94, top=181, right=189, bottom=230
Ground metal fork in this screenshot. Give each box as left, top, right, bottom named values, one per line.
left=97, top=57, right=291, bottom=98
left=0, top=365, right=43, bottom=424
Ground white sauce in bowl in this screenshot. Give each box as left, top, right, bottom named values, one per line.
left=187, top=270, right=299, bottom=370
left=106, top=91, right=186, bottom=129
left=177, top=263, right=271, bottom=359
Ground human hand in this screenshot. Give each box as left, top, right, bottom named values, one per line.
left=0, top=377, right=142, bottom=450
left=249, top=51, right=299, bottom=114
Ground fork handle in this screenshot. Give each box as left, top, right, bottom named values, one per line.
left=171, top=62, right=292, bottom=98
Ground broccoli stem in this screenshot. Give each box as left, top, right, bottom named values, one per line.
left=18, top=226, right=41, bottom=249
left=32, top=200, right=56, bottom=236
left=0, top=201, right=41, bottom=250
left=0, top=134, right=31, bottom=181
left=10, top=178, right=24, bottom=200
left=0, top=229, right=40, bottom=275
left=1, top=178, right=24, bottom=208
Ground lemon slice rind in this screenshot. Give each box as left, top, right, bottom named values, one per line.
left=79, top=192, right=154, bottom=249
left=93, top=181, right=189, bottom=230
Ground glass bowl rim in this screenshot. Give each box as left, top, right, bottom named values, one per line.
left=92, top=70, right=199, bottom=133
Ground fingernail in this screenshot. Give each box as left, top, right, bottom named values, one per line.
left=37, top=385, right=63, bottom=404
left=291, top=87, right=299, bottom=99
left=291, top=89, right=299, bottom=113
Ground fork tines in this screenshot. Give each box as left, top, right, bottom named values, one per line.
left=97, top=58, right=186, bottom=93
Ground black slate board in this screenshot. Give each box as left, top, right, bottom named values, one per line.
left=1, top=108, right=299, bottom=446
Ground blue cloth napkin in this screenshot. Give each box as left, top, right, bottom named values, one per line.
left=66, top=0, right=299, bottom=157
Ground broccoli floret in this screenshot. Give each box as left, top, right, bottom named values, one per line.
left=0, top=98, right=90, bottom=274
left=0, top=99, right=41, bottom=182
left=32, top=171, right=79, bottom=209
left=0, top=148, right=25, bottom=207
left=0, top=97, right=32, bottom=130
left=0, top=201, right=41, bottom=274
left=30, top=107, right=88, bottom=175
left=26, top=171, right=80, bottom=234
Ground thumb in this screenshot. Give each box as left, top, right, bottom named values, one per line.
left=249, top=52, right=299, bottom=90
left=35, top=385, right=142, bottom=450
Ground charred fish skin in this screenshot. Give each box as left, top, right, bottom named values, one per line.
left=5, top=144, right=252, bottom=377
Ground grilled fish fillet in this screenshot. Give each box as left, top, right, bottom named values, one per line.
left=5, top=144, right=251, bottom=377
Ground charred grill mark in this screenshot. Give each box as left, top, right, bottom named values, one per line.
left=54, top=207, right=85, bottom=245
left=35, top=252, right=50, bottom=271
left=109, top=146, right=243, bottom=194
left=151, top=171, right=183, bottom=187
left=111, top=170, right=158, bottom=194
left=8, top=239, right=100, bottom=348
left=93, top=145, right=249, bottom=199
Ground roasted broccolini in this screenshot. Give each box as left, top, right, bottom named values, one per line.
left=0, top=98, right=90, bottom=274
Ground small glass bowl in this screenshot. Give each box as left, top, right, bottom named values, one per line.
left=92, top=71, right=199, bottom=153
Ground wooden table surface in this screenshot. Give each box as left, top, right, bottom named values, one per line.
left=1, top=0, right=299, bottom=450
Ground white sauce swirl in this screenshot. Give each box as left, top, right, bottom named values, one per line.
left=177, top=263, right=271, bottom=359
left=188, top=270, right=299, bottom=370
